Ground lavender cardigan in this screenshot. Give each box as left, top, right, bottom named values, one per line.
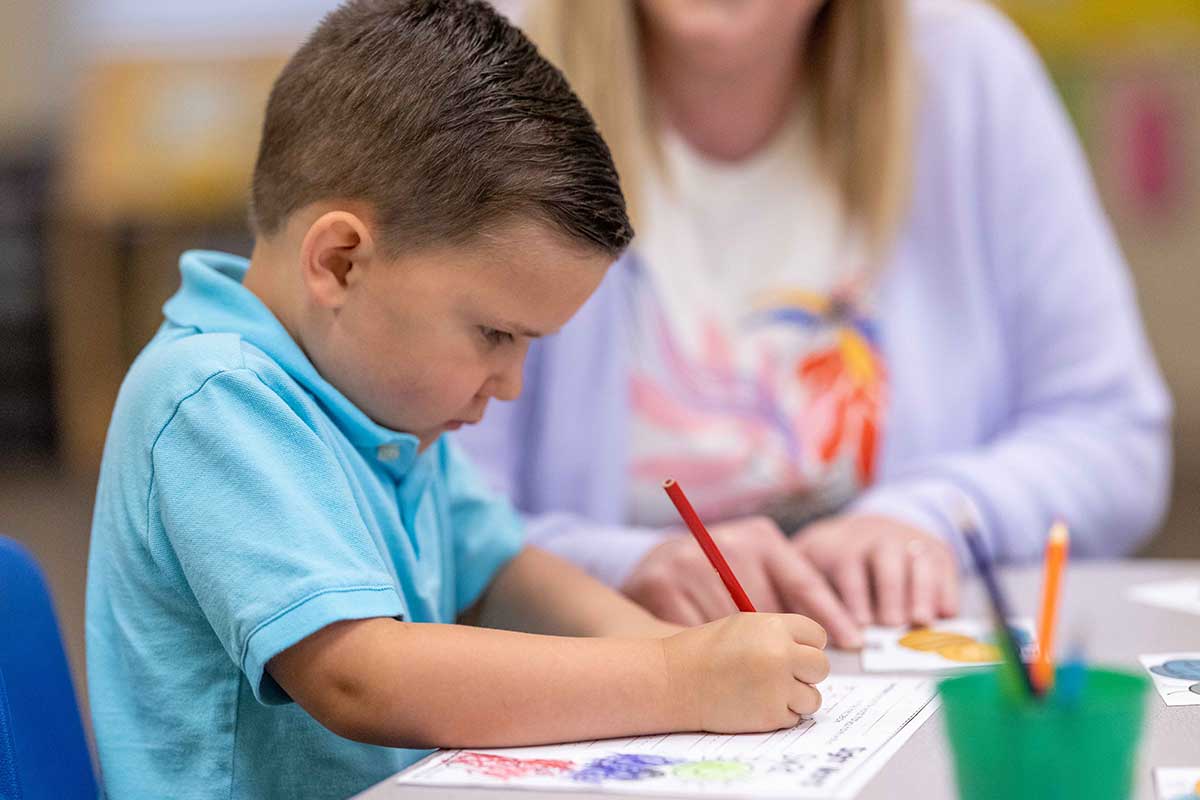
left=458, top=0, right=1172, bottom=585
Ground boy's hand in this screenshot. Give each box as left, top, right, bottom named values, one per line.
left=662, top=613, right=828, bottom=733
left=622, top=516, right=864, bottom=648
left=792, top=514, right=959, bottom=628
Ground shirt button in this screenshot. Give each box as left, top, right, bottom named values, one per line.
left=376, top=443, right=401, bottom=462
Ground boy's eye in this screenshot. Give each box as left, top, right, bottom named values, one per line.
left=479, top=326, right=515, bottom=347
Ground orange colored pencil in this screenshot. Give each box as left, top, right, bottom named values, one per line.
left=1032, top=521, right=1070, bottom=694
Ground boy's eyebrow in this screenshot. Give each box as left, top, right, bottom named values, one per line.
left=499, top=320, right=546, bottom=338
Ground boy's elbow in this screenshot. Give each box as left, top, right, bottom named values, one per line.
left=302, top=673, right=468, bottom=750
left=269, top=618, right=453, bottom=748
left=329, top=717, right=477, bottom=752
left=268, top=618, right=491, bottom=749
left=295, top=676, right=427, bottom=748
left=287, top=669, right=374, bottom=743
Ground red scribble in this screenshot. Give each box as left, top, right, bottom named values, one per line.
left=448, top=751, right=576, bottom=781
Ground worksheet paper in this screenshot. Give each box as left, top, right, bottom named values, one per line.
left=1154, top=767, right=1200, bottom=799
left=1130, top=581, right=1200, bottom=617
left=396, top=676, right=938, bottom=798
left=1140, top=653, right=1200, bottom=707
left=861, top=619, right=1036, bottom=673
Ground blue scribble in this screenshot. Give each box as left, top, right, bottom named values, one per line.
left=572, top=753, right=680, bottom=784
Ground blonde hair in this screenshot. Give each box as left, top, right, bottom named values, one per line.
left=522, top=1, right=914, bottom=263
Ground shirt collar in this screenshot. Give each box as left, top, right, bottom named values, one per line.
left=162, top=250, right=421, bottom=472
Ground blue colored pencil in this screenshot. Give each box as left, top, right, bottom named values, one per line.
left=1056, top=639, right=1088, bottom=706
left=957, top=505, right=1038, bottom=699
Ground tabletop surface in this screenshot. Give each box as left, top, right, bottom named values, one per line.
left=353, top=559, right=1200, bottom=800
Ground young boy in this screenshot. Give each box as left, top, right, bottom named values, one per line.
left=85, top=1, right=829, bottom=798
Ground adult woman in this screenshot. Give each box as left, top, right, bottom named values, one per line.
left=459, top=0, right=1171, bottom=647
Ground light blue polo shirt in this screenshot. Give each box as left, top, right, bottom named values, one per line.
left=86, top=250, right=524, bottom=800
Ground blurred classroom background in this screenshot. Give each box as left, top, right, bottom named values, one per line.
left=0, top=0, right=1197, bottom=725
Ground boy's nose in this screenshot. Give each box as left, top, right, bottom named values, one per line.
left=486, top=354, right=524, bottom=402
left=491, top=365, right=523, bottom=402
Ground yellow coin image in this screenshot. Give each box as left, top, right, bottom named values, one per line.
left=937, top=641, right=1001, bottom=663
left=898, top=629, right=974, bottom=652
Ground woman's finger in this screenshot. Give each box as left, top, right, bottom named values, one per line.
left=869, top=542, right=907, bottom=627
left=771, top=553, right=863, bottom=649
left=663, top=588, right=710, bottom=627
left=740, top=567, right=786, bottom=614
left=936, top=549, right=961, bottom=618
left=626, top=567, right=709, bottom=627
left=683, top=564, right=739, bottom=621
left=832, top=558, right=873, bottom=627
left=908, top=545, right=937, bottom=626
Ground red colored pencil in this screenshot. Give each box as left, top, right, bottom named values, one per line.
left=662, top=478, right=756, bottom=613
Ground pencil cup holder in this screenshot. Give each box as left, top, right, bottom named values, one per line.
left=938, top=667, right=1148, bottom=800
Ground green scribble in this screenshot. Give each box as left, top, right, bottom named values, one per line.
left=671, top=760, right=751, bottom=782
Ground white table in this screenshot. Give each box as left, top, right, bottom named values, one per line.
left=353, top=559, right=1200, bottom=800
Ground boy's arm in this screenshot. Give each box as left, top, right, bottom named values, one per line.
left=268, top=610, right=827, bottom=751
left=269, top=618, right=678, bottom=749
left=464, top=546, right=682, bottom=638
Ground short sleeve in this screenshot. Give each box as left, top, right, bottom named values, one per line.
left=150, top=369, right=406, bottom=704
left=441, top=438, right=524, bottom=614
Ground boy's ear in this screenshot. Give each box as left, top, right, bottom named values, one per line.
left=298, top=210, right=376, bottom=309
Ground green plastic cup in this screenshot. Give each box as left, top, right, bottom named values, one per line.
left=938, top=666, right=1149, bottom=800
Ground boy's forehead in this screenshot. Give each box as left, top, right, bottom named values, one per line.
left=431, top=228, right=611, bottom=327
left=471, top=217, right=603, bottom=261
left=445, top=221, right=610, bottom=279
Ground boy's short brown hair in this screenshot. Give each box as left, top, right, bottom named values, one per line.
left=251, top=0, right=633, bottom=257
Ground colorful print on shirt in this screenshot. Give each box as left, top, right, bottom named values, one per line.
left=628, top=274, right=887, bottom=531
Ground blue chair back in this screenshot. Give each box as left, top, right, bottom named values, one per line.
left=0, top=535, right=98, bottom=799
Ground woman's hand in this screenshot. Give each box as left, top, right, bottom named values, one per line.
left=621, top=516, right=865, bottom=648
left=792, top=514, right=959, bottom=628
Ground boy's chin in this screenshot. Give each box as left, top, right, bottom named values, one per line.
left=415, top=432, right=443, bottom=452
left=414, top=419, right=471, bottom=451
